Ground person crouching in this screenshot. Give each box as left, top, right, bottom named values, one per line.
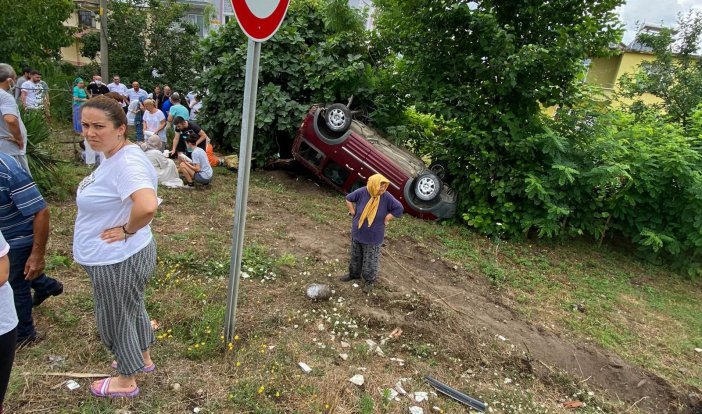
left=178, top=133, right=213, bottom=187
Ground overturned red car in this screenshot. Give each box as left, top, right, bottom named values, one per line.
left=292, top=104, right=456, bottom=220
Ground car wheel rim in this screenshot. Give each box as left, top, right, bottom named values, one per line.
left=417, top=177, right=437, bottom=199
left=328, top=108, right=347, bottom=130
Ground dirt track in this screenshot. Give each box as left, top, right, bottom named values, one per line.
left=248, top=170, right=701, bottom=414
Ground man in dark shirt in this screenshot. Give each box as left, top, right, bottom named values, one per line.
left=171, top=116, right=207, bottom=158
left=86, top=75, right=109, bottom=97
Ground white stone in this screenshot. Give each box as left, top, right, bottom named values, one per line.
left=349, top=374, right=365, bottom=386
left=339, top=353, right=349, bottom=361
left=298, top=362, right=312, bottom=374
left=695, top=348, right=702, bottom=353
left=414, top=391, right=429, bottom=402
left=503, top=378, right=513, bottom=384
left=341, top=341, right=351, bottom=348
left=409, top=406, right=424, bottom=414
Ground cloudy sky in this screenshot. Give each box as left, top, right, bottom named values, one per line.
left=618, top=0, right=702, bottom=43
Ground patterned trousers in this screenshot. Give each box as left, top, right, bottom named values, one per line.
left=82, top=239, right=156, bottom=376
left=348, top=239, right=381, bottom=282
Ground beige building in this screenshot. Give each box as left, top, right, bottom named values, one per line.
left=61, top=0, right=100, bottom=66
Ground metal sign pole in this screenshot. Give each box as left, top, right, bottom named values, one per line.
left=224, top=38, right=261, bottom=342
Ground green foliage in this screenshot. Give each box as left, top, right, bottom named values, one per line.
left=21, top=109, right=64, bottom=198
left=618, top=11, right=702, bottom=128
left=196, top=0, right=370, bottom=161
left=81, top=0, right=199, bottom=92
left=0, top=0, right=75, bottom=67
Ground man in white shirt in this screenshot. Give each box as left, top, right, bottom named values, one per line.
left=0, top=64, right=29, bottom=174
left=20, top=70, right=49, bottom=111
left=107, top=75, right=129, bottom=112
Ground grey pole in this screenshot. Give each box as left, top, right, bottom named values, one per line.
left=224, top=39, right=261, bottom=342
left=99, top=0, right=109, bottom=80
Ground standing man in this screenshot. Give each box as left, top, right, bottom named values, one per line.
left=20, top=70, right=49, bottom=112
left=128, top=81, right=148, bottom=142
left=14, top=67, right=31, bottom=102
left=160, top=85, right=172, bottom=119
left=107, top=75, right=129, bottom=112
left=0, top=64, right=30, bottom=174
left=87, top=75, right=109, bottom=98
left=0, top=153, right=63, bottom=348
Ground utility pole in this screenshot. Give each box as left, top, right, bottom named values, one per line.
left=99, top=0, right=109, bottom=80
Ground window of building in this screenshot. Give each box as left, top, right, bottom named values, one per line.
left=78, top=10, right=94, bottom=28
left=224, top=14, right=234, bottom=25
left=184, top=13, right=205, bottom=37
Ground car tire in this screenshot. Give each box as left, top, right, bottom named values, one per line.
left=429, top=161, right=449, bottom=181
left=324, top=103, right=352, bottom=133
left=414, top=172, right=442, bottom=202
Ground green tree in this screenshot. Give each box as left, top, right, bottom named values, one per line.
left=197, top=0, right=369, bottom=161
left=369, top=0, right=624, bottom=236
left=0, top=0, right=75, bottom=67
left=81, top=0, right=199, bottom=92
left=618, top=11, right=702, bottom=128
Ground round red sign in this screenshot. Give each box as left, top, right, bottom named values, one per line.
left=231, top=0, right=291, bottom=42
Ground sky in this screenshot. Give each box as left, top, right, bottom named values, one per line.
left=618, top=0, right=702, bottom=44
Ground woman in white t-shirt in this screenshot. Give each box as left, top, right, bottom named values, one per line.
left=74, top=96, right=158, bottom=399
left=0, top=230, right=17, bottom=414
left=141, top=99, right=166, bottom=146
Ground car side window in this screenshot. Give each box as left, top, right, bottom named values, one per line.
left=299, top=141, right=324, bottom=167
left=323, top=160, right=350, bottom=186
left=349, top=179, right=365, bottom=192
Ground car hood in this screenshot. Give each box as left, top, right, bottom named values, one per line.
left=350, top=121, right=426, bottom=177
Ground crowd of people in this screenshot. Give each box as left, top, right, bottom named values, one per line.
left=0, top=61, right=403, bottom=409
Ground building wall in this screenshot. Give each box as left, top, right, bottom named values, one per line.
left=60, top=3, right=100, bottom=67
left=586, top=52, right=661, bottom=106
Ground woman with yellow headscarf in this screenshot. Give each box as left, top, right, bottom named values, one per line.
left=340, top=174, right=403, bottom=293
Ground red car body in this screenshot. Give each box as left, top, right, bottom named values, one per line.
left=292, top=106, right=456, bottom=220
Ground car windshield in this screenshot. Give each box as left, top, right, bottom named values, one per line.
left=350, top=121, right=426, bottom=175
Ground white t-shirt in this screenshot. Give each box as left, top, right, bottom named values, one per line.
left=143, top=110, right=166, bottom=140
left=190, top=101, right=202, bottom=120
left=21, top=80, right=49, bottom=109
left=107, top=82, right=128, bottom=107
left=73, top=145, right=158, bottom=266
left=0, top=231, right=18, bottom=336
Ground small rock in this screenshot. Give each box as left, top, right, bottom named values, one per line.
left=193, top=408, right=202, bottom=414
left=395, top=380, right=408, bottom=395
left=352, top=283, right=359, bottom=288
left=317, top=323, right=325, bottom=331
left=679, top=367, right=690, bottom=375
left=349, top=374, right=365, bottom=386
left=390, top=357, right=405, bottom=366
left=196, top=389, right=204, bottom=396
left=504, top=378, right=513, bottom=384
left=432, top=407, right=443, bottom=413
left=171, top=383, right=181, bottom=392
left=339, top=353, right=349, bottom=361
left=414, top=391, right=429, bottom=402
left=695, top=348, right=702, bottom=353
left=637, top=379, right=647, bottom=388
left=341, top=341, right=351, bottom=348
left=375, top=346, right=386, bottom=357
left=409, top=406, right=424, bottom=414
left=382, top=388, right=399, bottom=400
left=365, top=339, right=378, bottom=350
left=298, top=362, right=312, bottom=374
left=497, top=335, right=507, bottom=341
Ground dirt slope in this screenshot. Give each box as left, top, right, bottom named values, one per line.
left=250, top=170, right=700, bottom=414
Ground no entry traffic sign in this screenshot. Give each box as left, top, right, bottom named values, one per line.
left=231, top=0, right=290, bottom=42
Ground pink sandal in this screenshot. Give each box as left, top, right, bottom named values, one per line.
left=90, top=377, right=140, bottom=398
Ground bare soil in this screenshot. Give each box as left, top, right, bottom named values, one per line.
left=253, top=170, right=700, bottom=414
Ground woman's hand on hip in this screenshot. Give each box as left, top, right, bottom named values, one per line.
left=101, top=226, right=128, bottom=243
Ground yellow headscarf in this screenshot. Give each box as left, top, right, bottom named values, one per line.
left=358, top=174, right=390, bottom=229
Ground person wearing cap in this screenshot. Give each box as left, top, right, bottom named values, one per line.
left=72, top=78, right=88, bottom=135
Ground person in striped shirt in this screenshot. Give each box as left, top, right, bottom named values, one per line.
left=0, top=153, right=63, bottom=349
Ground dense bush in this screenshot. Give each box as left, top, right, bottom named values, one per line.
left=196, top=0, right=370, bottom=162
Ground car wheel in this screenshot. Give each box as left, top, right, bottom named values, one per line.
left=414, top=172, right=442, bottom=201
left=429, top=161, right=449, bottom=181
left=324, top=103, right=352, bottom=133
